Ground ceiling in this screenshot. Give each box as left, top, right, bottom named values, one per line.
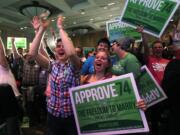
left=0, top=0, right=126, bottom=36
left=0, top=0, right=179, bottom=37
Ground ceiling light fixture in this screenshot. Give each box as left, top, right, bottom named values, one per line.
left=108, top=2, right=115, bottom=6
left=80, top=9, right=85, bottom=15
left=103, top=6, right=108, bottom=9
left=19, top=1, right=52, bottom=19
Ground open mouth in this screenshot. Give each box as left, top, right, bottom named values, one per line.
left=96, top=63, right=102, bottom=67
left=58, top=51, right=65, bottom=56
left=95, top=62, right=103, bottom=70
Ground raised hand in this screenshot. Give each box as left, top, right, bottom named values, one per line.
left=31, top=16, right=40, bottom=31
left=136, top=25, right=144, bottom=33
left=11, top=37, right=15, bottom=43
left=57, top=15, right=64, bottom=29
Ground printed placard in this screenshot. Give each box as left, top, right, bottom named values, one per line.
left=106, top=20, right=141, bottom=42
left=7, top=37, right=27, bottom=49
left=70, top=73, right=149, bottom=135
left=120, top=0, right=180, bottom=37
left=137, top=65, right=167, bottom=107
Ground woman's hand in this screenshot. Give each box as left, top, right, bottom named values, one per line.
left=136, top=99, right=147, bottom=111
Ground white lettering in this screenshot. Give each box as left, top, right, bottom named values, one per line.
left=142, top=88, right=161, bottom=104
left=110, top=83, right=118, bottom=97
left=75, top=83, right=118, bottom=104
left=97, top=87, right=105, bottom=100
left=135, top=0, right=165, bottom=11
left=75, top=92, right=82, bottom=104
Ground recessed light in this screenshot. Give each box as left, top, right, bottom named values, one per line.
left=80, top=9, right=85, bottom=15
left=104, top=6, right=107, bottom=9
left=108, top=2, right=115, bottom=6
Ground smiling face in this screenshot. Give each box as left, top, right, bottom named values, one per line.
left=54, top=40, right=68, bottom=62
left=152, top=42, right=163, bottom=57
left=94, top=51, right=110, bottom=73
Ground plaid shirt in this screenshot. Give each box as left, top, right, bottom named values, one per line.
left=22, top=62, right=40, bottom=86
left=47, top=60, right=80, bottom=118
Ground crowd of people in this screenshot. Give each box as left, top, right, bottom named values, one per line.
left=0, top=14, right=179, bottom=135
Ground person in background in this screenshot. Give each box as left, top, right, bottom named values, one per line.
left=0, top=36, right=21, bottom=99
left=111, top=38, right=141, bottom=79
left=161, top=20, right=180, bottom=135
left=28, top=15, right=81, bottom=135
left=136, top=26, right=169, bottom=85
left=81, top=50, right=146, bottom=113
left=85, top=50, right=94, bottom=59
left=81, top=38, right=118, bottom=75
left=11, top=40, right=24, bottom=89
left=12, top=37, right=42, bottom=126
left=0, top=36, right=21, bottom=135
left=136, top=26, right=170, bottom=135
left=75, top=46, right=86, bottom=63
left=81, top=50, right=114, bottom=84
left=171, top=18, right=180, bottom=46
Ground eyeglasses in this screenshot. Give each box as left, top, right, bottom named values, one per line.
left=110, top=41, right=119, bottom=47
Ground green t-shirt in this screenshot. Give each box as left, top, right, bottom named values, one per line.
left=111, top=53, right=141, bottom=78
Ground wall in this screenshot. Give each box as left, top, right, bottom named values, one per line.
left=71, top=30, right=107, bottom=48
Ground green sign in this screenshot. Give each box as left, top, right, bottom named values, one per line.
left=121, top=0, right=180, bottom=37
left=137, top=66, right=167, bottom=108
left=83, top=47, right=95, bottom=57
left=106, top=20, right=141, bottom=42
left=7, top=37, right=27, bottom=49
left=70, top=73, right=149, bottom=135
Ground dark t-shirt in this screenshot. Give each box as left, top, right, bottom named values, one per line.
left=161, top=59, right=180, bottom=135
left=162, top=59, right=180, bottom=107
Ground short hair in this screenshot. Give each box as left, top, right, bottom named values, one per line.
left=17, top=47, right=23, bottom=50
left=117, top=37, right=135, bottom=50
left=75, top=46, right=83, bottom=51
left=152, top=40, right=163, bottom=48
left=97, top=38, right=110, bottom=48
